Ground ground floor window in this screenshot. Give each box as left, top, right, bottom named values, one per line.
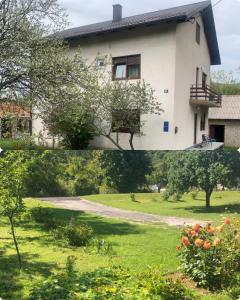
left=112, top=109, right=140, bottom=133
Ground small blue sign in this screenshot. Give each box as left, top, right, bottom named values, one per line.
left=163, top=121, right=169, bottom=133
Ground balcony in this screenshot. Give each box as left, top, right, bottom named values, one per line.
left=190, top=85, right=222, bottom=107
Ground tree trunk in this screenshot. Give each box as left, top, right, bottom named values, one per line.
left=9, top=217, right=22, bottom=269
left=129, top=133, right=135, bottom=151
left=205, top=191, right=212, bottom=209
left=104, top=135, right=124, bottom=150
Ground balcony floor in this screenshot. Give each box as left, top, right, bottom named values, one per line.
left=190, top=99, right=221, bottom=108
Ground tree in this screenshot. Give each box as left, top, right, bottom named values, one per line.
left=92, top=79, right=163, bottom=150
left=99, top=151, right=152, bottom=193
left=211, top=70, right=240, bottom=95
left=0, top=151, right=28, bottom=268
left=166, top=152, right=232, bottom=208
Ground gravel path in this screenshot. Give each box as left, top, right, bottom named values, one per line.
left=39, top=197, right=209, bottom=227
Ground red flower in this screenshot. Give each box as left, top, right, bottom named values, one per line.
left=193, top=224, right=201, bottom=233
left=181, top=236, right=190, bottom=247
left=225, top=218, right=231, bottom=225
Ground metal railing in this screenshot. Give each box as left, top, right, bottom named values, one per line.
left=190, top=84, right=222, bottom=105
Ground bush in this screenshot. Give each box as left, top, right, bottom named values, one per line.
left=64, top=220, right=93, bottom=247
left=29, top=256, right=78, bottom=300
left=85, top=238, right=115, bottom=256
left=130, top=193, right=137, bottom=202
left=177, top=217, right=240, bottom=290
left=31, top=207, right=60, bottom=230
left=30, top=264, right=197, bottom=300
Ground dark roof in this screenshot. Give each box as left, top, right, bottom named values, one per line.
left=56, top=1, right=220, bottom=65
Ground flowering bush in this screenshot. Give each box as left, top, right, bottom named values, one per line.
left=177, top=217, right=240, bottom=290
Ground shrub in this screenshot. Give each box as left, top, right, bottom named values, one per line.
left=29, top=256, right=78, bottom=300
left=31, top=206, right=60, bottom=230
left=190, top=190, right=199, bottom=200
left=130, top=193, right=137, bottom=202
left=85, top=238, right=115, bottom=256
left=30, top=265, right=197, bottom=300
left=177, top=217, right=240, bottom=290
left=63, top=218, right=93, bottom=247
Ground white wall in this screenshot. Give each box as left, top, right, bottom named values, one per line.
left=174, top=17, right=211, bottom=149
left=69, top=24, right=178, bottom=150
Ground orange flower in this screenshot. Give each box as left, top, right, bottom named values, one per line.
left=181, top=236, right=190, bottom=247
left=191, top=230, right=199, bottom=238
left=214, top=238, right=220, bottom=247
left=207, top=226, right=215, bottom=235
left=225, top=218, right=231, bottom=225
left=193, top=224, right=201, bottom=233
left=203, top=240, right=211, bottom=250
left=216, top=225, right=224, bottom=233
left=194, top=238, right=204, bottom=248
left=234, top=218, right=239, bottom=225
left=176, top=245, right=181, bottom=251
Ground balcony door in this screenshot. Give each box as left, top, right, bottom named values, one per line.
left=194, top=113, right=198, bottom=144
left=202, top=72, right=207, bottom=89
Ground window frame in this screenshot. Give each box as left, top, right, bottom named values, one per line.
left=112, top=55, right=141, bottom=81
left=196, top=22, right=201, bottom=45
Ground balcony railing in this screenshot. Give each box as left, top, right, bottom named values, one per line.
left=190, top=84, right=222, bottom=107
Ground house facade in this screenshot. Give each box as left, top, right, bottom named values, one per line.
left=209, top=95, right=240, bottom=148
left=34, top=1, right=222, bottom=150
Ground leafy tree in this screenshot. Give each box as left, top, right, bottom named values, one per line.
left=99, top=151, right=152, bottom=193
left=0, top=151, right=29, bottom=268
left=211, top=70, right=240, bottom=95
left=92, top=79, right=163, bottom=150
left=166, top=152, right=233, bottom=208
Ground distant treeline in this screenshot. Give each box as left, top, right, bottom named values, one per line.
left=3, top=150, right=238, bottom=198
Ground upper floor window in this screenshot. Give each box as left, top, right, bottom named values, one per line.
left=112, top=55, right=141, bottom=80
left=196, top=22, right=201, bottom=45
left=96, top=58, right=105, bottom=68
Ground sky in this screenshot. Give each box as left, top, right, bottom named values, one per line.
left=58, top=0, right=240, bottom=76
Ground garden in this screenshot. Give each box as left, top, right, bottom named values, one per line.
left=0, top=151, right=240, bottom=299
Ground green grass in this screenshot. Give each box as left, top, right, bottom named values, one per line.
left=0, top=139, right=48, bottom=150
left=0, top=199, right=179, bottom=299
left=84, top=191, right=240, bottom=224
left=0, top=198, right=236, bottom=300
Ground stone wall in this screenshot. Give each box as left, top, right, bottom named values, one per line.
left=209, top=120, right=240, bottom=148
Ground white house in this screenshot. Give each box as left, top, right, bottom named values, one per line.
left=34, top=1, right=222, bottom=150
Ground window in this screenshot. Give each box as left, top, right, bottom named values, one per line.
left=96, top=59, right=105, bottom=68
left=113, top=55, right=141, bottom=80
left=200, top=112, right=206, bottom=131
left=112, top=109, right=140, bottom=133
left=196, top=22, right=201, bottom=45
left=163, top=121, right=169, bottom=133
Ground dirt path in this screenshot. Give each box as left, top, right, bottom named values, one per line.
left=39, top=197, right=209, bottom=227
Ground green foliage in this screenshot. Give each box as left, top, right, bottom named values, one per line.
left=99, top=151, right=152, bottom=193
left=211, top=70, right=240, bottom=95
left=178, top=218, right=240, bottom=290
left=166, top=152, right=234, bottom=208
left=62, top=219, right=94, bottom=247
left=30, top=263, right=197, bottom=300
left=130, top=193, right=137, bottom=202
left=85, top=238, right=115, bottom=256
left=31, top=206, right=61, bottom=230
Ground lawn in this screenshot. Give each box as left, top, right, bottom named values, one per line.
left=0, top=198, right=235, bottom=300
left=84, top=191, right=240, bottom=224
left=0, top=199, right=179, bottom=300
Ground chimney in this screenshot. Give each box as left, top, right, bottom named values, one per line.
left=113, top=4, right=122, bottom=22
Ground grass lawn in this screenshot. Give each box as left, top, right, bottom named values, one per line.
left=0, top=199, right=179, bottom=300
left=84, top=191, right=240, bottom=224
left=0, top=198, right=235, bottom=300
